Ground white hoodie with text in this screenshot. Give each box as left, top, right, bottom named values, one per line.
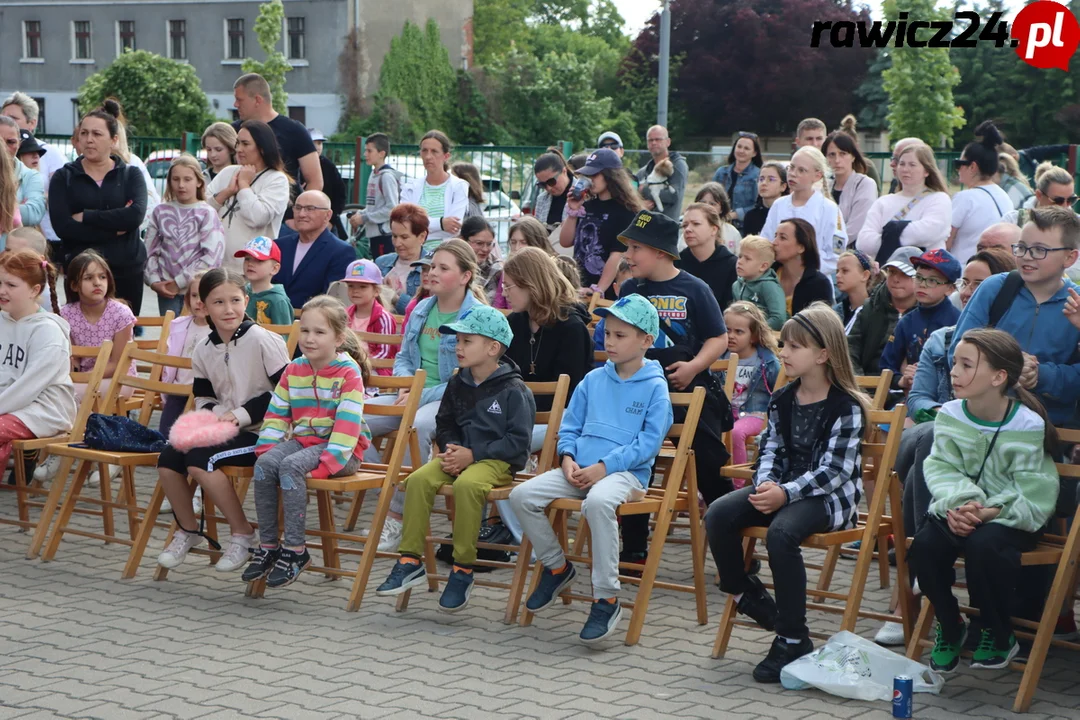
left=0, top=309, right=77, bottom=437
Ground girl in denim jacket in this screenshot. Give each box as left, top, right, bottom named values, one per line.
left=720, top=302, right=781, bottom=473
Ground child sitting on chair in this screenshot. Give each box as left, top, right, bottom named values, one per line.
left=375, top=305, right=535, bottom=613
left=509, top=294, right=674, bottom=644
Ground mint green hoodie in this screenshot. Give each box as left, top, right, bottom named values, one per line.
left=732, top=268, right=787, bottom=331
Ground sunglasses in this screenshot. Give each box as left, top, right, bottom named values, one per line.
left=1050, top=195, right=1079, bottom=206
left=955, top=159, right=974, bottom=168
left=599, top=141, right=620, bottom=149
left=737, top=131, right=758, bottom=140
left=538, top=174, right=560, bottom=187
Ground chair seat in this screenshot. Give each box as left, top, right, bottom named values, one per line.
left=741, top=524, right=873, bottom=547
left=721, top=463, right=755, bottom=480
left=308, top=472, right=386, bottom=493
left=15, top=434, right=69, bottom=451
left=547, top=496, right=663, bottom=516
left=46, top=443, right=159, bottom=467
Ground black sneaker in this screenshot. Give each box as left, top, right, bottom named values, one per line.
left=525, top=562, right=577, bottom=613
left=438, top=568, right=474, bottom=613
left=376, top=559, right=427, bottom=596
left=736, top=575, right=778, bottom=632
left=242, top=546, right=280, bottom=582
left=619, top=550, right=647, bottom=579
left=266, top=548, right=311, bottom=588
left=753, top=636, right=814, bottom=683
left=580, top=598, right=623, bottom=644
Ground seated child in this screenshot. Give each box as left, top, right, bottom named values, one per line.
left=375, top=305, right=535, bottom=612
left=341, top=259, right=398, bottom=375
left=509, top=294, right=674, bottom=644
left=612, top=257, right=633, bottom=298
left=720, top=301, right=781, bottom=470
left=235, top=236, right=294, bottom=325
left=733, top=236, right=787, bottom=331
left=6, top=227, right=53, bottom=311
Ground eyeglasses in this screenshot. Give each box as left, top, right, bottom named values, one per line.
left=501, top=282, right=517, bottom=292
left=956, top=278, right=984, bottom=291
left=469, top=241, right=496, bottom=250
left=294, top=204, right=330, bottom=213
left=914, top=273, right=950, bottom=287
left=1049, top=195, right=1079, bottom=206
left=1012, top=243, right=1073, bottom=260
left=955, top=159, right=974, bottom=168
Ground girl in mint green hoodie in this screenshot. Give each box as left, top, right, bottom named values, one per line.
left=909, top=328, right=1059, bottom=674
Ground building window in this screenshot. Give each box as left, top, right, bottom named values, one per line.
left=24, top=21, right=43, bottom=59
left=287, top=106, right=306, bottom=125
left=226, top=19, right=245, bottom=59
left=73, top=21, right=92, bottom=60
left=287, top=17, right=305, bottom=60
left=169, top=20, right=186, bottom=60
left=118, top=20, right=136, bottom=54
left=72, top=99, right=81, bottom=128
left=33, top=98, right=46, bottom=134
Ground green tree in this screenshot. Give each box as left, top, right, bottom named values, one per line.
left=372, top=19, right=457, bottom=141
left=473, top=0, right=533, bottom=66
left=856, top=49, right=891, bottom=132
left=242, top=0, right=292, bottom=114
left=78, top=50, right=213, bottom=136
left=882, top=0, right=965, bottom=146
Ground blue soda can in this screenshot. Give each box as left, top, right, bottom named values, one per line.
left=893, top=675, right=913, bottom=718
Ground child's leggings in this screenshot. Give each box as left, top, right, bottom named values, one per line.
left=730, top=415, right=766, bottom=470
left=253, top=439, right=361, bottom=547
left=0, top=414, right=36, bottom=472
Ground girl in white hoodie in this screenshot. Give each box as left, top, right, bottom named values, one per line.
left=0, top=249, right=76, bottom=472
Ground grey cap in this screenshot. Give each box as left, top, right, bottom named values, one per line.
left=882, top=246, right=922, bottom=277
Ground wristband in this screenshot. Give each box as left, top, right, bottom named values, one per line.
left=566, top=206, right=586, bottom=218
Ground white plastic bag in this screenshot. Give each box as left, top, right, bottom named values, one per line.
left=780, top=630, right=945, bottom=702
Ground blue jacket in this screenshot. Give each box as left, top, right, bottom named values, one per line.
left=15, top=161, right=46, bottom=226
left=394, top=292, right=481, bottom=406
left=718, top=346, right=781, bottom=417
left=950, top=272, right=1080, bottom=426
left=375, top=250, right=431, bottom=314
left=880, top=299, right=960, bottom=373
left=557, top=359, right=674, bottom=487
left=273, top=227, right=355, bottom=309
left=908, top=325, right=954, bottom=419
left=711, top=163, right=760, bottom=224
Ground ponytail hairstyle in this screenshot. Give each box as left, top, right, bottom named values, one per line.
left=0, top=248, right=59, bottom=313
left=724, top=301, right=778, bottom=358
left=533, top=146, right=572, bottom=177
left=432, top=238, right=488, bottom=304
left=961, top=120, right=1004, bottom=180
left=957, top=328, right=1059, bottom=455
left=451, top=162, right=485, bottom=205
left=66, top=249, right=118, bottom=306
left=779, top=302, right=871, bottom=417
left=301, top=295, right=372, bottom=384
left=101, top=98, right=132, bottom=163
left=997, top=153, right=1031, bottom=192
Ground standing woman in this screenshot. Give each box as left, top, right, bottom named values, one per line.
left=742, top=161, right=789, bottom=237
left=694, top=183, right=743, bottom=253
left=949, top=121, right=1012, bottom=264
left=711, top=131, right=762, bottom=230
left=857, top=143, right=951, bottom=262
left=48, top=103, right=148, bottom=312
left=452, top=162, right=485, bottom=219
left=207, top=120, right=290, bottom=273
left=761, top=147, right=848, bottom=277
left=400, top=130, right=469, bottom=249
left=558, top=148, right=642, bottom=298
left=773, top=218, right=833, bottom=316
left=822, top=131, right=878, bottom=239
left=107, top=100, right=160, bottom=226
left=996, top=153, right=1033, bottom=211
left=201, top=122, right=238, bottom=183
left=531, top=148, right=574, bottom=228
left=678, top=202, right=738, bottom=310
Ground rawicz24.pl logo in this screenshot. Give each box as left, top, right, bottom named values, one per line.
left=810, top=0, right=1080, bottom=71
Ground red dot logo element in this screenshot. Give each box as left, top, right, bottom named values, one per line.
left=1011, top=1, right=1080, bottom=71
left=893, top=689, right=902, bottom=700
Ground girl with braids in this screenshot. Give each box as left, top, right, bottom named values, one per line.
left=909, top=328, right=1059, bottom=673
left=0, top=249, right=75, bottom=473
left=949, top=121, right=1012, bottom=264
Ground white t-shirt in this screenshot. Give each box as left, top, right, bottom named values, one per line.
left=37, top=141, right=68, bottom=243
left=293, top=238, right=316, bottom=272
left=950, top=184, right=1011, bottom=264
left=760, top=191, right=848, bottom=276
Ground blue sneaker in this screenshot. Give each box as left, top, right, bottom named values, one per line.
left=580, top=599, right=622, bottom=644
left=525, top=562, right=577, bottom=613
left=438, top=568, right=474, bottom=613
left=375, top=560, right=426, bottom=596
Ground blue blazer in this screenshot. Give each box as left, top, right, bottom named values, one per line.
left=273, top=227, right=356, bottom=308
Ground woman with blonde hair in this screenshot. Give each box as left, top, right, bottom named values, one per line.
left=0, top=142, right=20, bottom=248
left=201, top=122, right=238, bottom=182
left=996, top=153, right=1033, bottom=211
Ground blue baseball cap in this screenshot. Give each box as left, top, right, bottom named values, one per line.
left=593, top=294, right=659, bottom=339
left=577, top=148, right=624, bottom=176
left=440, top=305, right=513, bottom=347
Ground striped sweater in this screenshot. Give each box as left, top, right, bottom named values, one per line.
left=925, top=399, right=1059, bottom=533
left=256, top=353, right=372, bottom=478
left=143, top=201, right=226, bottom=288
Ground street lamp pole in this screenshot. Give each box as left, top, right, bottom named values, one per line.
left=657, top=0, right=671, bottom=127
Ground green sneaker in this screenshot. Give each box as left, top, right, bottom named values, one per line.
left=930, top=619, right=967, bottom=673
left=970, top=629, right=1019, bottom=669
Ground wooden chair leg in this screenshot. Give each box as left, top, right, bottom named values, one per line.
left=685, top=464, right=708, bottom=626
left=42, top=460, right=93, bottom=561
left=122, top=467, right=140, bottom=540
left=123, top=478, right=166, bottom=579
left=26, top=456, right=76, bottom=559
left=203, top=492, right=223, bottom=565
left=840, top=524, right=880, bottom=632
left=890, top=482, right=916, bottom=643
left=905, top=597, right=935, bottom=660
left=13, top=445, right=31, bottom=528
left=345, top=476, right=397, bottom=613
left=625, top=504, right=676, bottom=646
left=344, top=489, right=366, bottom=531
left=98, top=462, right=116, bottom=541
left=713, top=538, right=755, bottom=658
left=811, top=545, right=842, bottom=602
left=878, top=532, right=891, bottom=589
left=504, top=533, right=534, bottom=625
left=315, top=490, right=339, bottom=579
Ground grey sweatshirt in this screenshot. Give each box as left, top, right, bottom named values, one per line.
left=0, top=309, right=77, bottom=437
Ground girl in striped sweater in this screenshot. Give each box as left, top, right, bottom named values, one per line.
left=244, top=295, right=373, bottom=588
left=909, top=328, right=1059, bottom=674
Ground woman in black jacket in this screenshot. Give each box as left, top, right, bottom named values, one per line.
left=773, top=217, right=833, bottom=317
left=677, top=202, right=738, bottom=310
left=49, top=100, right=147, bottom=312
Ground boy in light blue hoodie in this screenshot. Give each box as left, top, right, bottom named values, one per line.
left=509, top=294, right=674, bottom=644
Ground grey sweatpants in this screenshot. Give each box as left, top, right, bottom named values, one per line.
left=254, top=439, right=361, bottom=547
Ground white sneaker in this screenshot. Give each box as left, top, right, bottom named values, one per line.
left=191, top=487, right=203, bottom=515
left=874, top=620, right=906, bottom=646
left=85, top=470, right=100, bottom=489
left=33, top=456, right=60, bottom=483
left=157, top=530, right=202, bottom=568
left=377, top=517, right=403, bottom=552
left=215, top=532, right=256, bottom=572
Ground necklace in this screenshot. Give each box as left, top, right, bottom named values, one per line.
left=529, top=327, right=543, bottom=375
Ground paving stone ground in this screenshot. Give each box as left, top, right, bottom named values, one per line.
left=1, top=468, right=1076, bottom=720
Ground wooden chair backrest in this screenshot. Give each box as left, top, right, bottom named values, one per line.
left=594, top=350, right=608, bottom=364
left=134, top=312, right=174, bottom=351
left=97, top=343, right=195, bottom=427
left=857, top=371, right=894, bottom=411
left=859, top=405, right=906, bottom=514
left=659, top=387, right=707, bottom=496
left=261, top=320, right=301, bottom=357
left=66, top=342, right=114, bottom=442
left=70, top=345, right=109, bottom=386
left=354, top=332, right=403, bottom=348
left=365, top=371, right=427, bottom=480
left=524, top=374, right=571, bottom=474
left=587, top=292, right=614, bottom=313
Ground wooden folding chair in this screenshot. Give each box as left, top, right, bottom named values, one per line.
left=355, top=331, right=403, bottom=375
left=393, top=376, right=571, bottom=616
left=516, top=387, right=708, bottom=645
left=239, top=372, right=426, bottom=610
left=712, top=405, right=912, bottom=659
left=120, top=312, right=175, bottom=415
left=2, top=344, right=111, bottom=535
left=261, top=320, right=301, bottom=356
left=32, top=344, right=194, bottom=564
left=905, top=428, right=1080, bottom=713
left=587, top=292, right=615, bottom=314
left=857, top=370, right=894, bottom=410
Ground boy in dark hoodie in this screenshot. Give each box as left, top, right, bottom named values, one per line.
left=376, top=305, right=535, bottom=613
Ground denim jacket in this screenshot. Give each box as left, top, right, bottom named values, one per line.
left=711, top=163, right=760, bottom=224
left=907, top=325, right=954, bottom=419
left=719, top=346, right=781, bottom=417
left=375, top=250, right=431, bottom=314
left=394, top=292, right=481, bottom=406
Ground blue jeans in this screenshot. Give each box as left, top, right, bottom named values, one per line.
left=157, top=293, right=185, bottom=317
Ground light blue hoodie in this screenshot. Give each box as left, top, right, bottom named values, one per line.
left=556, top=358, right=674, bottom=487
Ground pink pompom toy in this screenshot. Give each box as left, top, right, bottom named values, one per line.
left=169, top=409, right=240, bottom=452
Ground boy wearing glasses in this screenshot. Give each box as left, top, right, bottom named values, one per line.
left=881, top=249, right=961, bottom=389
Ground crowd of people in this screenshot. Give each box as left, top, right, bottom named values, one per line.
left=1, top=74, right=1079, bottom=686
